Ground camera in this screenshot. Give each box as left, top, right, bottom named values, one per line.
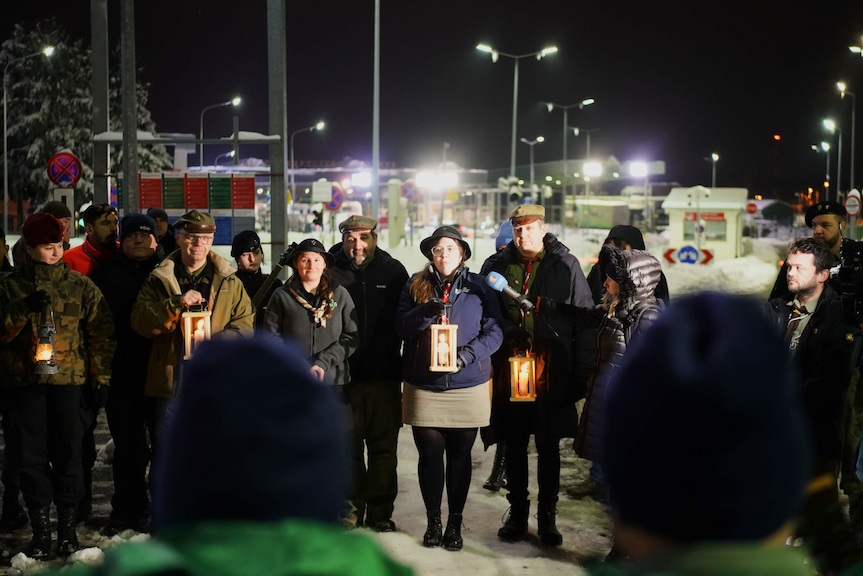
left=837, top=239, right=863, bottom=324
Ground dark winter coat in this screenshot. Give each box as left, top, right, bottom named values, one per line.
left=90, top=249, right=164, bottom=393
left=0, top=260, right=115, bottom=387
left=395, top=265, right=503, bottom=391
left=235, top=268, right=282, bottom=330
left=768, top=285, right=859, bottom=462
left=265, top=282, right=359, bottom=388
left=331, top=247, right=409, bottom=383
left=480, top=233, right=593, bottom=442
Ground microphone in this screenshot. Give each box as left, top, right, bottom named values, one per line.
left=485, top=272, right=534, bottom=311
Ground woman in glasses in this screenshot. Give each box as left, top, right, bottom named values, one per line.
left=395, top=226, right=502, bottom=551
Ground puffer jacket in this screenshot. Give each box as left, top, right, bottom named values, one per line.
left=395, top=265, right=503, bottom=391
left=0, top=260, right=114, bottom=386
left=131, top=251, right=254, bottom=398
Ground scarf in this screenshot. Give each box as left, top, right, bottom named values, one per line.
left=290, top=288, right=336, bottom=327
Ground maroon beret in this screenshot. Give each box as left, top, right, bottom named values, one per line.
left=22, top=213, right=64, bottom=246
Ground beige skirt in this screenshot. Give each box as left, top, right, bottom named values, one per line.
left=402, top=380, right=491, bottom=428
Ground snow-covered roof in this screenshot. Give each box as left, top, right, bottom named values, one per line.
left=661, top=186, right=748, bottom=210
left=93, top=131, right=281, bottom=144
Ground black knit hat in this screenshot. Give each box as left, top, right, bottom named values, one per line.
left=231, top=230, right=261, bottom=258
left=419, top=225, right=471, bottom=260
left=153, top=337, right=348, bottom=531
left=605, top=225, right=646, bottom=250
left=40, top=201, right=72, bottom=220
left=599, top=292, right=812, bottom=543
left=120, top=213, right=157, bottom=242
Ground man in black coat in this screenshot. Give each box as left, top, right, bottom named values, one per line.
left=480, top=204, right=593, bottom=546
left=91, top=213, right=165, bottom=531
left=230, top=230, right=282, bottom=330
left=329, top=215, right=409, bottom=532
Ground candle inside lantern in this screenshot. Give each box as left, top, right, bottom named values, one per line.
left=193, top=319, right=205, bottom=352
left=517, top=363, right=529, bottom=396
left=35, top=343, right=53, bottom=362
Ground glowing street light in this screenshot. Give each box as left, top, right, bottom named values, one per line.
left=199, top=96, right=241, bottom=169
left=839, top=81, right=856, bottom=190
left=710, top=152, right=720, bottom=187
left=476, top=43, right=558, bottom=179
left=812, top=142, right=831, bottom=196
left=289, top=120, right=326, bottom=202
left=519, top=136, right=545, bottom=194
left=824, top=118, right=842, bottom=199
left=4, top=45, right=55, bottom=233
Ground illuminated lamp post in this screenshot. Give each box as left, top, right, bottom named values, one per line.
left=199, top=96, right=241, bottom=169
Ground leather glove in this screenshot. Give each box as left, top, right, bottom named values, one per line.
left=423, top=298, right=446, bottom=317
left=518, top=295, right=537, bottom=312
left=24, top=290, right=51, bottom=313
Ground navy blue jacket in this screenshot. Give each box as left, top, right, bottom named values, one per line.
left=395, top=265, right=502, bottom=391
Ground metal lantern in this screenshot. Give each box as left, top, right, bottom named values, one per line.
left=34, top=306, right=59, bottom=375
left=182, top=309, right=212, bottom=360
left=429, top=323, right=459, bottom=373
left=508, top=352, right=536, bottom=402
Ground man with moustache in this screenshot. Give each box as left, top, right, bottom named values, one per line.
left=63, top=203, right=119, bottom=276
left=330, top=215, right=408, bottom=531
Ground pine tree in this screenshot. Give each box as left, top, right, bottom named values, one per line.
left=1, top=18, right=171, bottom=227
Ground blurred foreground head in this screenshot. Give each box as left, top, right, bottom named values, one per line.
left=600, top=292, right=812, bottom=549
left=153, top=337, right=347, bottom=532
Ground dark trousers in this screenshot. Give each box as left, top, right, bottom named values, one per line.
left=18, top=385, right=84, bottom=509
left=347, top=380, right=401, bottom=523
left=106, top=386, right=150, bottom=521
left=80, top=402, right=98, bottom=512
left=505, top=429, right=561, bottom=508
left=0, top=387, right=24, bottom=505
left=412, top=426, right=478, bottom=514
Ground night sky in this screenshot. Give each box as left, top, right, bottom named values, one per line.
left=5, top=1, right=863, bottom=200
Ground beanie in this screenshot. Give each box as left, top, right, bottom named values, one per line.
left=153, top=336, right=348, bottom=532
left=496, top=220, right=513, bottom=251
left=146, top=207, right=169, bottom=222
left=22, top=213, right=64, bottom=246
left=605, top=225, right=646, bottom=250
left=231, top=229, right=261, bottom=258
left=40, top=201, right=72, bottom=220
left=120, top=213, right=157, bottom=242
left=599, top=292, right=812, bottom=543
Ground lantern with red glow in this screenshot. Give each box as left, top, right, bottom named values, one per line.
left=182, top=309, right=212, bottom=360
left=429, top=323, right=458, bottom=373
left=508, top=352, right=536, bottom=402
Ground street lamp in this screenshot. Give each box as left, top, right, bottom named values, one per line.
left=476, top=43, right=558, bottom=179
left=629, top=161, right=651, bottom=230
left=710, top=153, right=720, bottom=187
left=4, top=45, right=55, bottom=233
left=812, top=142, right=831, bottom=199
left=540, top=98, right=595, bottom=237
left=519, top=136, right=545, bottom=196
left=214, top=150, right=236, bottom=166
left=824, top=118, right=842, bottom=200
left=839, top=81, right=856, bottom=191
left=199, top=96, right=241, bottom=169
left=289, top=120, right=326, bottom=203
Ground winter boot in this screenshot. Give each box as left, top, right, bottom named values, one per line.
left=442, top=513, right=464, bottom=551
left=0, top=490, right=29, bottom=531
left=26, top=506, right=52, bottom=560
left=57, top=506, right=79, bottom=557
left=497, top=500, right=529, bottom=541
left=422, top=509, right=442, bottom=547
left=537, top=505, right=563, bottom=546
left=482, top=445, right=507, bottom=492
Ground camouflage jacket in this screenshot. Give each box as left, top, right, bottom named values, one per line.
left=131, top=250, right=254, bottom=398
left=0, top=261, right=114, bottom=386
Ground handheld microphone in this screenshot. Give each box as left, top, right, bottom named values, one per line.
left=485, top=272, right=534, bottom=311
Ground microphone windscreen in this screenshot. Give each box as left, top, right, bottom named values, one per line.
left=485, top=272, right=508, bottom=292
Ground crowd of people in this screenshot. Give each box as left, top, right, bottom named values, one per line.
left=0, top=199, right=862, bottom=574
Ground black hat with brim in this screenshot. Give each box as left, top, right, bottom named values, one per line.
left=804, top=201, right=846, bottom=227
left=289, top=238, right=334, bottom=268
left=420, top=225, right=471, bottom=261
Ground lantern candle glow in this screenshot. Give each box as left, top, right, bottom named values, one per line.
left=429, top=323, right=458, bottom=373
left=508, top=353, right=536, bottom=401
left=182, top=310, right=212, bottom=360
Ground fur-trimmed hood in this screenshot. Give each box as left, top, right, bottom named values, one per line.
left=602, top=245, right=661, bottom=314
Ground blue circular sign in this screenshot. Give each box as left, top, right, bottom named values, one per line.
left=677, top=245, right=700, bottom=265
left=401, top=180, right=419, bottom=202
left=325, top=183, right=344, bottom=211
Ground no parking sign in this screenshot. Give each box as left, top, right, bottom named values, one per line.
left=325, top=183, right=344, bottom=211
left=46, top=150, right=82, bottom=188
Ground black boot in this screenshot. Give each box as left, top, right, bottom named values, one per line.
left=57, top=506, right=79, bottom=557
left=442, top=513, right=463, bottom=551
left=0, top=490, right=29, bottom=531
left=497, top=500, right=529, bottom=541
left=422, top=509, right=442, bottom=547
left=483, top=445, right=507, bottom=492
left=26, top=506, right=52, bottom=560
left=537, top=505, right=563, bottom=546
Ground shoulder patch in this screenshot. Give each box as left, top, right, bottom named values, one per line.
left=847, top=333, right=856, bottom=342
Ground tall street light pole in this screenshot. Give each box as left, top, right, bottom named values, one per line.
left=520, top=136, right=545, bottom=196
left=824, top=118, right=842, bottom=200
left=289, top=120, right=326, bottom=209
left=839, top=82, right=856, bottom=191
left=476, top=43, right=558, bottom=179
left=813, top=142, right=831, bottom=200
left=3, top=45, right=55, bottom=233
left=199, top=97, right=241, bottom=169
left=541, top=98, right=594, bottom=237
left=570, top=126, right=600, bottom=215
left=711, top=153, right=720, bottom=187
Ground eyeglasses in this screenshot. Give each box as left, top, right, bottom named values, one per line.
left=431, top=245, right=460, bottom=257
left=181, top=231, right=214, bottom=245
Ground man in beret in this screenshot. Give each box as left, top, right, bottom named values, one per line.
left=329, top=214, right=408, bottom=531
left=131, top=210, right=254, bottom=450
left=480, top=203, right=593, bottom=546
left=231, top=229, right=281, bottom=329
left=63, top=203, right=119, bottom=277
left=91, top=213, right=165, bottom=531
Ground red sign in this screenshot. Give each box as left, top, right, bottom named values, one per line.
left=745, top=202, right=757, bottom=215
left=47, top=151, right=82, bottom=188
left=139, top=174, right=163, bottom=209
left=185, top=174, right=209, bottom=209
left=231, top=175, right=255, bottom=209
left=845, top=195, right=861, bottom=217
left=684, top=211, right=725, bottom=222
left=664, top=247, right=714, bottom=265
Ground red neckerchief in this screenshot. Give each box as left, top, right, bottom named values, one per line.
left=440, top=282, right=452, bottom=324
left=521, top=257, right=538, bottom=295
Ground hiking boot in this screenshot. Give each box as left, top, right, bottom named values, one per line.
left=26, top=506, right=52, bottom=560
left=442, top=513, right=464, bottom=551
left=537, top=506, right=563, bottom=546
left=497, top=501, right=529, bottom=541
left=423, top=509, right=442, bottom=547
left=483, top=446, right=507, bottom=492
left=57, top=506, right=79, bottom=557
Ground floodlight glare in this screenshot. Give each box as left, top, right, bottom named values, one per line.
left=231, top=97, right=242, bottom=106
left=629, top=162, right=648, bottom=178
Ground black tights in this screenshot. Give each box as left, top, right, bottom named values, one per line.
left=412, top=426, right=478, bottom=514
